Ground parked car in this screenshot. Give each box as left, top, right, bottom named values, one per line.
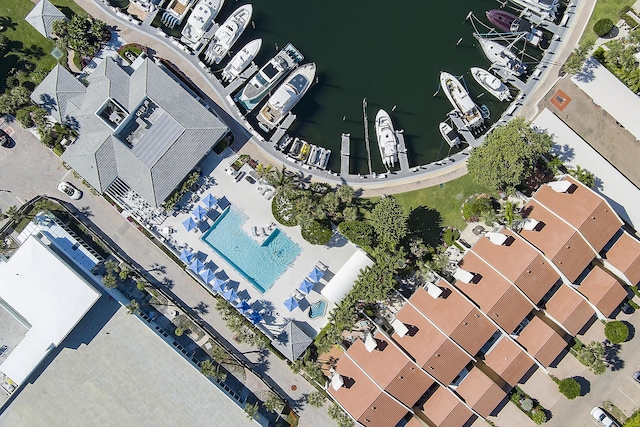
left=57, top=181, right=82, bottom=200
left=620, top=300, right=635, bottom=314
left=633, top=371, right=640, bottom=384
left=0, top=129, right=9, bottom=147
left=591, top=407, right=620, bottom=427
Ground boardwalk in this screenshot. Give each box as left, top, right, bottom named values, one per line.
left=396, top=131, right=410, bottom=173
left=340, top=133, right=350, bottom=177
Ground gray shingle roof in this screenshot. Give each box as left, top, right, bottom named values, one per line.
left=271, top=320, right=313, bottom=361
left=30, top=65, right=86, bottom=123
left=25, top=0, right=67, bottom=39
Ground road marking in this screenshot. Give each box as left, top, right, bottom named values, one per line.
left=618, top=387, right=638, bottom=406
left=0, top=149, right=6, bottom=162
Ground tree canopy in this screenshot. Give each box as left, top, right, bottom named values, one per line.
left=370, top=196, right=408, bottom=248
left=467, top=117, right=553, bottom=194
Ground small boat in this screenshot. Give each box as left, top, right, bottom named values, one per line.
left=439, top=122, right=460, bottom=147
left=298, top=140, right=311, bottom=162
left=161, top=0, right=197, bottom=29
left=375, top=109, right=398, bottom=169
left=221, top=38, right=262, bottom=83
left=480, top=105, right=491, bottom=119
left=440, top=71, right=484, bottom=129
left=476, top=36, right=527, bottom=77
left=276, top=134, right=293, bottom=151
left=235, top=43, right=304, bottom=112
left=470, top=67, right=512, bottom=101
left=509, top=0, right=558, bottom=21
left=318, top=149, right=331, bottom=170
left=181, top=0, right=224, bottom=48
left=257, top=63, right=316, bottom=131
left=288, top=137, right=303, bottom=157
left=203, top=4, right=252, bottom=65
left=485, top=9, right=544, bottom=47
left=305, top=145, right=331, bottom=169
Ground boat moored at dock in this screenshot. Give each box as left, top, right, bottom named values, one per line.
left=475, top=35, right=527, bottom=77
left=509, top=0, right=559, bottom=21
left=161, top=0, right=196, bottom=29
left=375, top=109, right=398, bottom=169
left=470, top=67, right=512, bottom=101
left=440, top=71, right=484, bottom=130
left=439, top=122, right=461, bottom=147
left=181, top=0, right=224, bottom=49
left=221, top=38, right=262, bottom=83
left=485, top=9, right=544, bottom=47
left=203, top=4, right=252, bottom=65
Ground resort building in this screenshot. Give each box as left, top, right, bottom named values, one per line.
left=30, top=56, right=229, bottom=208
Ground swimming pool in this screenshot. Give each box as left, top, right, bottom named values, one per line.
left=202, top=207, right=301, bottom=293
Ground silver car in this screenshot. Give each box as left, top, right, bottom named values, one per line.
left=591, top=407, right=620, bottom=427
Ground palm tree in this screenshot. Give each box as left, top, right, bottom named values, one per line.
left=200, top=359, right=226, bottom=382
left=255, top=163, right=273, bottom=180
left=307, top=391, right=327, bottom=408
left=5, top=205, right=23, bottom=224
left=336, top=185, right=355, bottom=205
left=266, top=165, right=296, bottom=199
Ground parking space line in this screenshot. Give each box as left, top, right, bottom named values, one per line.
left=618, top=387, right=638, bottom=406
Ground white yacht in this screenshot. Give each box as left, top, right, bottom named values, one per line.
left=221, top=38, right=262, bottom=83
left=476, top=36, right=527, bottom=77
left=257, top=63, right=316, bottom=131
left=510, top=0, right=559, bottom=21
left=440, top=71, right=483, bottom=129
left=235, top=43, right=304, bottom=112
left=470, top=67, right=512, bottom=101
left=181, top=0, right=224, bottom=49
left=203, top=4, right=252, bottom=65
left=439, top=122, right=460, bottom=147
left=375, top=109, right=398, bottom=169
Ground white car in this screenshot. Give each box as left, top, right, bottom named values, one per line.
left=591, top=407, right=620, bottom=427
left=57, top=181, right=82, bottom=200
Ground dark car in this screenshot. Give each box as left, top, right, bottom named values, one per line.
left=633, top=371, right=640, bottom=383
left=621, top=300, right=635, bottom=315
left=0, top=129, right=9, bottom=147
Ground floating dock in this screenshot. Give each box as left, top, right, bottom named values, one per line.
left=493, top=67, right=527, bottom=93
left=448, top=111, right=480, bottom=148
left=395, top=131, right=410, bottom=173
left=340, top=133, right=350, bottom=177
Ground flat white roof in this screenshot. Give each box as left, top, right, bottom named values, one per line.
left=0, top=235, right=100, bottom=385
left=572, top=57, right=640, bottom=141
left=533, top=108, right=640, bottom=228
left=321, top=250, right=374, bottom=305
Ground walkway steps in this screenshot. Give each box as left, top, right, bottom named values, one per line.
left=268, top=113, right=296, bottom=146
left=340, top=133, right=350, bottom=177
left=396, top=131, right=410, bottom=172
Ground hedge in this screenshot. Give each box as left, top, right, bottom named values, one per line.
left=593, top=18, right=614, bottom=37
left=301, top=220, right=332, bottom=245
left=558, top=378, right=581, bottom=399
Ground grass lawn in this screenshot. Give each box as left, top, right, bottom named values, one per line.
left=580, top=0, right=636, bottom=46
left=1, top=0, right=86, bottom=93
left=391, top=174, right=496, bottom=247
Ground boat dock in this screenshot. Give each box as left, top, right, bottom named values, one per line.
left=268, top=113, right=296, bottom=146
left=492, top=67, right=527, bottom=93
left=194, top=23, right=219, bottom=56
left=340, top=133, right=350, bottom=177
left=395, top=131, right=410, bottom=173
left=448, top=111, right=480, bottom=148
left=223, top=63, right=259, bottom=96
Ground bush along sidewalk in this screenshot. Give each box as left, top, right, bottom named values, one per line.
left=510, top=387, right=549, bottom=424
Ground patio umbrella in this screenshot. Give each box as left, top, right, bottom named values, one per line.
left=283, top=296, right=299, bottom=312
left=192, top=205, right=208, bottom=221
left=199, top=268, right=215, bottom=283
left=298, top=278, right=315, bottom=294
left=202, top=194, right=218, bottom=210
left=182, top=217, right=197, bottom=232
left=189, top=258, right=205, bottom=274
left=179, top=248, right=194, bottom=264
left=222, top=288, right=238, bottom=302
left=211, top=277, right=226, bottom=293
left=307, top=266, right=325, bottom=283
left=249, top=311, right=263, bottom=325
left=235, top=300, right=251, bottom=314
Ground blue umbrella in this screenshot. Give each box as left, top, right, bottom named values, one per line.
left=211, top=277, right=226, bottom=293
left=222, top=288, right=238, bottom=302
left=299, top=279, right=315, bottom=294
left=202, top=194, right=218, bottom=210
left=199, top=268, right=215, bottom=283
left=307, top=266, right=325, bottom=283
left=189, top=258, right=205, bottom=274
left=179, top=248, right=194, bottom=264
left=249, top=311, right=263, bottom=325
left=182, top=217, right=197, bottom=232
left=192, top=205, right=208, bottom=221
left=235, top=300, right=251, bottom=314
left=284, top=296, right=299, bottom=312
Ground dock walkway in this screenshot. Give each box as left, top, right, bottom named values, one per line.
left=268, top=113, right=296, bottom=146
left=223, top=63, right=258, bottom=96
left=396, top=131, right=410, bottom=173
left=340, top=133, right=350, bottom=177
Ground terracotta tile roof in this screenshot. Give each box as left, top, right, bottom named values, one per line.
left=473, top=229, right=561, bottom=304
left=348, top=331, right=434, bottom=407
left=409, top=283, right=498, bottom=356
left=520, top=200, right=595, bottom=282
left=393, top=304, right=472, bottom=385
left=456, top=252, right=534, bottom=333
left=484, top=337, right=536, bottom=386
left=405, top=416, right=426, bottom=427
left=534, top=176, right=622, bottom=252
left=605, top=231, right=640, bottom=286
left=545, top=284, right=595, bottom=335
left=421, top=386, right=475, bottom=427
left=579, top=265, right=628, bottom=317
left=516, top=316, right=567, bottom=367
left=329, top=355, right=408, bottom=427
left=456, top=368, right=507, bottom=417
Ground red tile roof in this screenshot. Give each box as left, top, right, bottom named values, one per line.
left=421, top=386, right=475, bottom=427
left=409, top=282, right=497, bottom=356
left=329, top=355, right=409, bottom=427
left=579, top=265, right=628, bottom=317
left=484, top=337, right=536, bottom=386
left=520, top=200, right=596, bottom=282
left=393, top=304, right=472, bottom=385
left=456, top=368, right=507, bottom=417
left=545, top=284, right=595, bottom=335
left=606, top=231, right=640, bottom=286
left=533, top=176, right=622, bottom=252
left=516, top=316, right=567, bottom=367
left=456, top=252, right=535, bottom=334
left=347, top=331, right=434, bottom=408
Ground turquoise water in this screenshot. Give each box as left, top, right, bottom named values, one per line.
left=202, top=208, right=301, bottom=293
left=308, top=299, right=327, bottom=319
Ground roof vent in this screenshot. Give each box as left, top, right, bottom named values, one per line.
left=425, top=283, right=444, bottom=299
left=486, top=232, right=508, bottom=245
left=453, top=268, right=475, bottom=284
left=392, top=318, right=409, bottom=337
left=549, top=180, right=572, bottom=193
left=364, top=333, right=377, bottom=353
left=331, top=373, right=344, bottom=391
left=522, top=219, right=540, bottom=231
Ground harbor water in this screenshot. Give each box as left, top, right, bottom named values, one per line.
left=222, top=0, right=515, bottom=174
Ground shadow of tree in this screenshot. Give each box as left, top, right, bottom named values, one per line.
left=148, top=262, right=166, bottom=274
left=574, top=376, right=591, bottom=396
left=193, top=301, right=209, bottom=315
left=407, top=206, right=443, bottom=248
left=78, top=206, right=93, bottom=217
left=604, top=341, right=624, bottom=371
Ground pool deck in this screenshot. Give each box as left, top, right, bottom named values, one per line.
left=159, top=148, right=362, bottom=340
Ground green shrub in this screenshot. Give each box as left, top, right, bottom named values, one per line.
left=594, top=18, right=614, bottom=37
left=301, top=220, right=332, bottom=245
left=443, top=228, right=460, bottom=246
left=462, top=195, right=494, bottom=222
left=558, top=377, right=581, bottom=399
left=605, top=320, right=629, bottom=343
left=271, top=196, right=297, bottom=226
left=338, top=220, right=373, bottom=248
left=593, top=46, right=606, bottom=63
left=175, top=326, right=184, bottom=336
left=521, top=398, right=534, bottom=411
left=15, top=109, right=34, bottom=128
left=118, top=43, right=144, bottom=63
left=622, top=14, right=639, bottom=28
left=531, top=409, right=547, bottom=424
left=620, top=5, right=633, bottom=17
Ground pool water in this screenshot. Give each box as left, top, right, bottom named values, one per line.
left=202, top=208, right=301, bottom=293
left=308, top=300, right=327, bottom=319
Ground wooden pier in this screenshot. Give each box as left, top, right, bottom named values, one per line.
left=448, top=111, right=480, bottom=148
left=340, top=133, right=350, bottom=177
left=395, top=131, right=410, bottom=172
left=269, top=113, right=296, bottom=146
left=223, top=63, right=258, bottom=96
